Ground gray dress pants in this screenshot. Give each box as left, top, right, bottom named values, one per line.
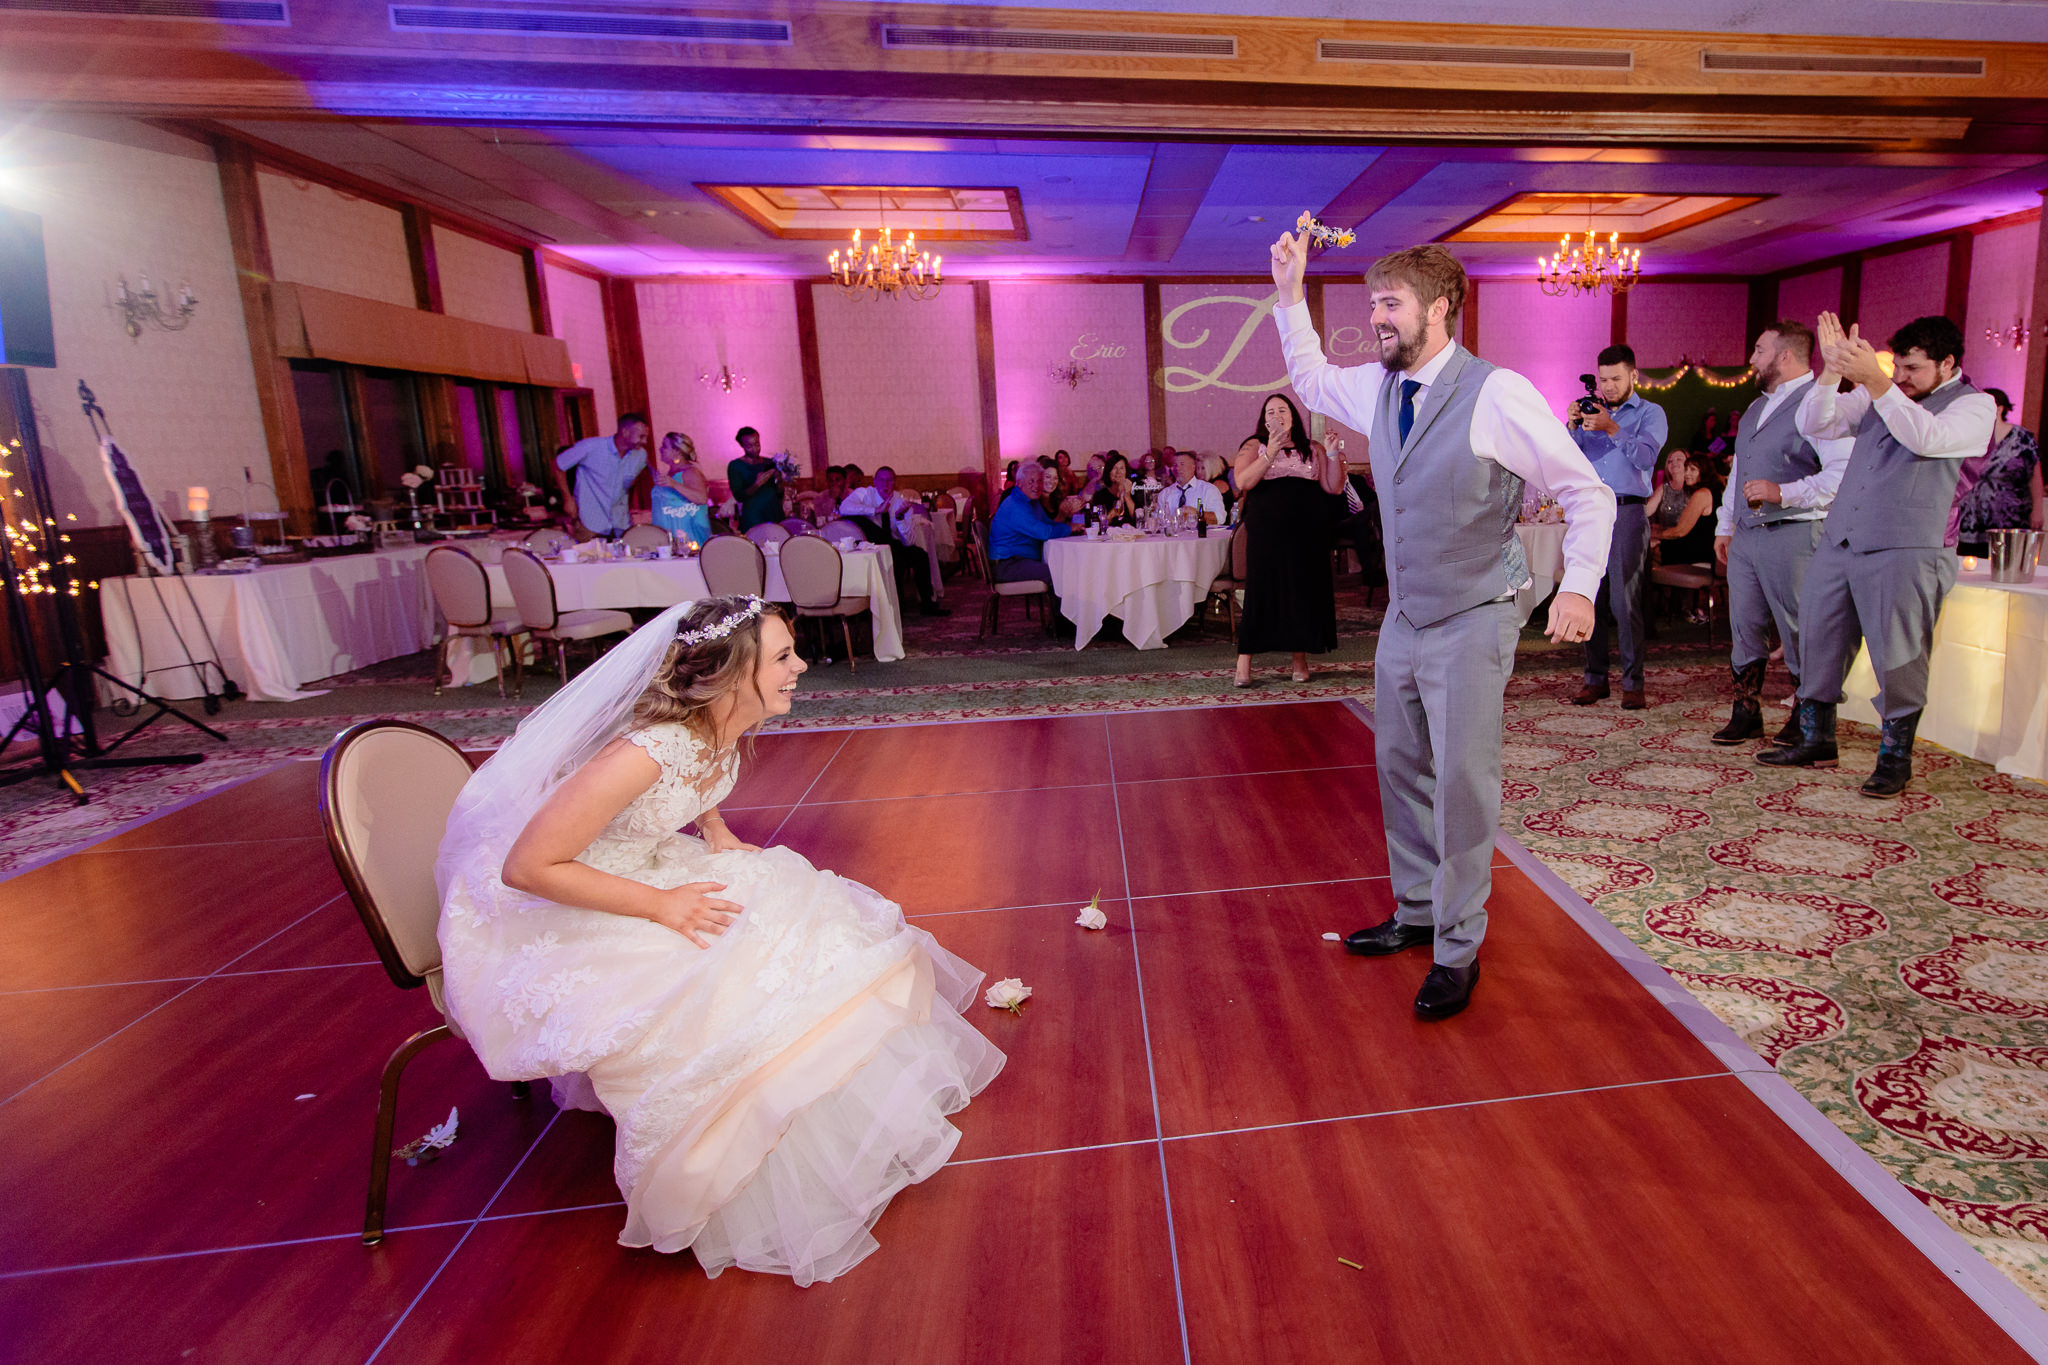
left=1584, top=502, right=1649, bottom=691
left=1374, top=598, right=1520, bottom=968
left=1727, top=519, right=1823, bottom=678
left=1796, top=539, right=1957, bottom=720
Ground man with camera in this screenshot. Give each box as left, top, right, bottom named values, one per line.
left=1566, top=344, right=1668, bottom=709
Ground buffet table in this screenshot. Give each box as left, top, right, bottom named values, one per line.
left=1043, top=532, right=1231, bottom=650
left=1841, top=567, right=2048, bottom=782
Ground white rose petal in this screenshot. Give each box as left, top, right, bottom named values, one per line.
left=400, top=473, right=422, bottom=489
left=414, top=464, right=437, bottom=480
left=984, top=977, right=1032, bottom=1013
left=1076, top=905, right=1108, bottom=931
left=1321, top=932, right=1341, bottom=941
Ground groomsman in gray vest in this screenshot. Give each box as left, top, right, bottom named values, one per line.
left=1709, top=320, right=1854, bottom=746
left=1568, top=344, right=1668, bottom=709
left=1760, top=313, right=1993, bottom=797
left=1271, top=234, right=1615, bottom=1019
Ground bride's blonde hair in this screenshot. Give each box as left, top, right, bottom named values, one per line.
left=632, top=596, right=789, bottom=742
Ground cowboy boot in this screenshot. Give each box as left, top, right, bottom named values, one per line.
left=1711, top=659, right=1766, bottom=745
left=1770, top=672, right=1803, bottom=746
left=1861, top=711, right=1921, bottom=798
left=1757, top=699, right=1838, bottom=769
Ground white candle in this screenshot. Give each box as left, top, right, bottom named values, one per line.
left=187, top=486, right=209, bottom=516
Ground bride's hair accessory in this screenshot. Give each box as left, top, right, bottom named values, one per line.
left=1295, top=210, right=1356, bottom=250
left=678, top=596, right=766, bottom=647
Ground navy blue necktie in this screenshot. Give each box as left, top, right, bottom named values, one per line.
left=1398, top=379, right=1422, bottom=445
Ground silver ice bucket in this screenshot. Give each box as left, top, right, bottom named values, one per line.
left=1988, top=528, right=2042, bottom=584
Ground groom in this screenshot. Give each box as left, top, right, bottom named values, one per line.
left=1270, top=234, right=1615, bottom=1018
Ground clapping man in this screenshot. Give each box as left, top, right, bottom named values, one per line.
left=1760, top=313, right=1993, bottom=797
left=842, top=465, right=950, bottom=617
left=1567, top=345, right=1668, bottom=709
left=1270, top=232, right=1613, bottom=1020
left=1158, top=450, right=1226, bottom=526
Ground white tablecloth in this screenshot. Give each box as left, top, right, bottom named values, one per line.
left=483, top=543, right=905, bottom=665
left=100, top=550, right=439, bottom=702
left=1842, top=568, right=2048, bottom=781
left=1513, top=521, right=1568, bottom=625
left=1044, top=533, right=1231, bottom=650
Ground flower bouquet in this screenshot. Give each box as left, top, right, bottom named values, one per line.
left=772, top=450, right=802, bottom=482
left=1296, top=210, right=1356, bottom=251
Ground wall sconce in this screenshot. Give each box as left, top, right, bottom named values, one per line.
left=113, top=274, right=197, bottom=339
left=697, top=364, right=745, bottom=393
left=1048, top=358, right=1094, bottom=390
left=1984, top=317, right=2030, bottom=351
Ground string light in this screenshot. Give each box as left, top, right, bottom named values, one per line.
left=1634, top=360, right=1757, bottom=393
left=0, top=436, right=91, bottom=600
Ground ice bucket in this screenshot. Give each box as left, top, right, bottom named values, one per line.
left=1988, top=528, right=2042, bottom=584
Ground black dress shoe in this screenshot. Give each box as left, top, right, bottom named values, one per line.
left=1344, top=916, right=1435, bottom=956
left=1414, top=961, right=1479, bottom=1020
left=919, top=604, right=952, bottom=617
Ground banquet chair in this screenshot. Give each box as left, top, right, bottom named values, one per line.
left=962, top=516, right=991, bottom=584
left=973, top=518, right=1054, bottom=640
left=745, top=522, right=790, bottom=546
left=781, top=533, right=870, bottom=671
left=1198, top=521, right=1250, bottom=637
left=523, top=526, right=573, bottom=555
left=818, top=518, right=868, bottom=544
left=700, top=533, right=767, bottom=598
left=620, top=523, right=671, bottom=552
left=781, top=518, right=816, bottom=537
left=500, top=547, right=634, bottom=684
left=318, top=719, right=530, bottom=1247
left=1650, top=559, right=1725, bottom=647
left=424, top=545, right=524, bottom=698
left=947, top=486, right=973, bottom=522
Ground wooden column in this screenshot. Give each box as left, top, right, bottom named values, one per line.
left=1610, top=287, right=1628, bottom=348
left=402, top=204, right=443, bottom=314
left=793, top=280, right=831, bottom=474
left=1943, top=230, right=1973, bottom=332
left=600, top=276, right=649, bottom=422
left=972, top=279, right=1002, bottom=503
left=1838, top=255, right=1863, bottom=332
left=2021, top=191, right=2048, bottom=433
left=1462, top=278, right=1480, bottom=353
left=1304, top=278, right=1326, bottom=340
left=1143, top=280, right=1168, bottom=452
left=1746, top=276, right=1778, bottom=347
left=524, top=248, right=553, bottom=336
left=211, top=136, right=312, bottom=529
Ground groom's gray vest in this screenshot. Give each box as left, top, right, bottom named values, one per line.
left=1822, top=377, right=1978, bottom=552
left=1733, top=389, right=1823, bottom=531
left=1370, top=345, right=1528, bottom=628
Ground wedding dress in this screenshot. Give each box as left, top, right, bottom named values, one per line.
left=435, top=604, right=1004, bottom=1285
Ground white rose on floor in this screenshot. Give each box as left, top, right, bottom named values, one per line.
left=1076, top=903, right=1108, bottom=931
left=985, top=978, right=1032, bottom=1015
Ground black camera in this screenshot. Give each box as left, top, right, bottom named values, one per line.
left=1570, top=373, right=1608, bottom=419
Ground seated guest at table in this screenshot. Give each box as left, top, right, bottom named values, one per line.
left=651, top=432, right=714, bottom=546
left=1158, top=450, right=1226, bottom=526
left=1052, top=450, right=1082, bottom=497
left=842, top=465, right=949, bottom=617
left=555, top=412, right=652, bottom=540
left=1650, top=450, right=1720, bottom=566
left=1233, top=393, right=1344, bottom=687
left=1205, top=452, right=1239, bottom=521
left=1091, top=452, right=1140, bottom=527
left=992, top=461, right=1080, bottom=586
left=1337, top=463, right=1385, bottom=592
left=728, top=426, right=784, bottom=531
left=811, top=464, right=849, bottom=522
left=1952, top=388, right=2043, bottom=555
left=1002, top=459, right=1020, bottom=493
left=842, top=463, right=868, bottom=494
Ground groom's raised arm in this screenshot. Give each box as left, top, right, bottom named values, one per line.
left=1268, top=229, right=1383, bottom=431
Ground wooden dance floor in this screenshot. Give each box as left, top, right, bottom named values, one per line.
left=0, top=702, right=2038, bottom=1363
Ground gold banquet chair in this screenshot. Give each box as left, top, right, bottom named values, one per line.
left=423, top=545, right=524, bottom=698
left=781, top=531, right=871, bottom=671
left=620, top=522, right=672, bottom=552
left=319, top=719, right=530, bottom=1246
left=500, top=547, right=634, bottom=685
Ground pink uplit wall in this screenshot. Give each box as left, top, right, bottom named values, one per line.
left=1624, top=282, right=1750, bottom=367
left=812, top=284, right=981, bottom=477
left=545, top=263, right=615, bottom=434
left=1159, top=282, right=1291, bottom=461
left=1473, top=281, right=1611, bottom=421
left=1858, top=242, right=1949, bottom=348
left=1965, top=219, right=2037, bottom=411
left=1776, top=267, right=1842, bottom=331
left=991, top=282, right=1149, bottom=463
left=638, top=280, right=809, bottom=469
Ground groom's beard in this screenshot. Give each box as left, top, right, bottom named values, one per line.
left=1377, top=317, right=1427, bottom=372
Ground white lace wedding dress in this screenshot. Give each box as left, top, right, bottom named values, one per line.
left=437, top=722, right=1005, bottom=1285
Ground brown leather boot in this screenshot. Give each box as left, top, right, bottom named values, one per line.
left=1571, top=682, right=1610, bottom=706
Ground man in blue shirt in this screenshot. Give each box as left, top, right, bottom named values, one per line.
left=989, top=461, right=1080, bottom=586
left=1568, top=344, right=1668, bottom=708
left=552, top=412, right=650, bottom=539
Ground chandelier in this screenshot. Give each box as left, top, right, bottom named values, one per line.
left=1048, top=358, right=1093, bottom=390
left=697, top=364, right=746, bottom=392
left=827, top=226, right=942, bottom=302
left=112, top=274, right=198, bottom=338
left=1537, top=204, right=1642, bottom=297
left=1985, top=316, right=2029, bottom=351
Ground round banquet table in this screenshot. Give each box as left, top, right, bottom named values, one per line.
left=1043, top=532, right=1232, bottom=650
left=1512, top=521, right=1568, bottom=625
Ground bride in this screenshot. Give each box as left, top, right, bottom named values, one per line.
left=435, top=595, right=1004, bottom=1285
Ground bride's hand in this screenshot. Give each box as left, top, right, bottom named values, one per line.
left=647, top=881, right=742, bottom=949
left=701, top=820, right=761, bottom=854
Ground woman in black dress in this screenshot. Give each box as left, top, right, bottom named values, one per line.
left=1233, top=393, right=1345, bottom=686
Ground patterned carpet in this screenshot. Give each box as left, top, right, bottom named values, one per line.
left=5, top=580, right=2048, bottom=1310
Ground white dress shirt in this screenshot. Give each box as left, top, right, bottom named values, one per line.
left=1273, top=299, right=1616, bottom=602
left=1158, top=476, right=1227, bottom=524
left=1796, top=374, right=1996, bottom=460
left=1713, top=372, right=1857, bottom=535
left=839, top=486, right=924, bottom=540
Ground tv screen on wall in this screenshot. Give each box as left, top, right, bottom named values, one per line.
left=0, top=206, right=57, bottom=370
